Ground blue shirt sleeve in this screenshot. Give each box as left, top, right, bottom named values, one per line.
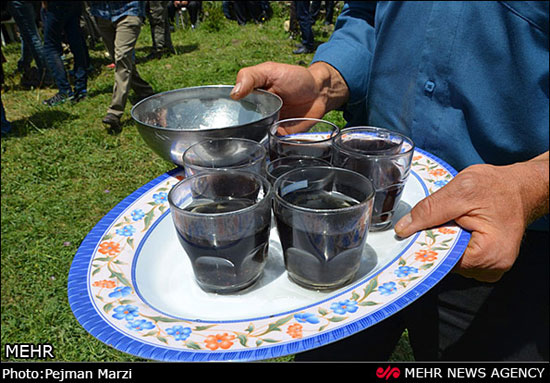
left=311, top=2, right=377, bottom=125
left=310, top=1, right=548, bottom=231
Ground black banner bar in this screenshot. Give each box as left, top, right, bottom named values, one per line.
left=1, top=361, right=549, bottom=382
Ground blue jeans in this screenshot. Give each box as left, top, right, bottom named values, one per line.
left=42, top=1, right=88, bottom=95
left=295, top=1, right=314, bottom=50
left=7, top=1, right=50, bottom=80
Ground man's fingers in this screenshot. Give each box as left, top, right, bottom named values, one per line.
left=394, top=174, right=476, bottom=237
left=230, top=64, right=271, bottom=100
left=451, top=230, right=512, bottom=283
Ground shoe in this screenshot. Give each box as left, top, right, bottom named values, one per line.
left=42, top=92, right=71, bottom=107
left=293, top=45, right=314, bottom=54
left=71, top=91, right=88, bottom=103
left=102, top=113, right=121, bottom=129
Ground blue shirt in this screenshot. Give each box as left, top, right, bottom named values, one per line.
left=312, top=1, right=549, bottom=230
left=89, top=1, right=145, bottom=22
left=313, top=1, right=549, bottom=172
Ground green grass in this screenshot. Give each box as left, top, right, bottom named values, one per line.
left=1, top=2, right=413, bottom=362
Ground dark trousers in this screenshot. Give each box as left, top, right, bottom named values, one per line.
left=42, top=1, right=88, bottom=95
left=147, top=1, right=173, bottom=52
left=186, top=1, right=202, bottom=25
left=295, top=1, right=314, bottom=50
left=7, top=1, right=50, bottom=80
left=310, top=1, right=335, bottom=24
left=295, top=230, right=549, bottom=361
left=1, top=98, right=10, bottom=134
left=231, top=1, right=263, bottom=25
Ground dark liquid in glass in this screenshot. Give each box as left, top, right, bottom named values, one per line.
left=267, top=164, right=296, bottom=184
left=176, top=198, right=269, bottom=293
left=269, top=137, right=333, bottom=162
left=276, top=190, right=367, bottom=289
left=191, top=174, right=260, bottom=201
left=269, top=165, right=294, bottom=180
left=335, top=138, right=405, bottom=226
left=342, top=136, right=402, bottom=155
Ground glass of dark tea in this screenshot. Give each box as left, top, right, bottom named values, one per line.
left=268, top=118, right=340, bottom=162
left=332, top=127, right=414, bottom=231
left=273, top=166, right=375, bottom=290
left=168, top=170, right=272, bottom=294
left=182, top=138, right=266, bottom=177
left=265, top=156, right=331, bottom=184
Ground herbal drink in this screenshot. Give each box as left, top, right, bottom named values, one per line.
left=265, top=156, right=331, bottom=184
left=175, top=198, right=270, bottom=293
left=268, top=118, right=339, bottom=161
left=168, top=170, right=272, bottom=294
left=273, top=167, right=374, bottom=290
left=268, top=137, right=334, bottom=162
left=332, top=127, right=414, bottom=231
left=333, top=138, right=405, bottom=226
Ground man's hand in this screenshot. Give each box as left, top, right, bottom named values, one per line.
left=230, top=61, right=349, bottom=132
left=395, top=152, right=549, bottom=282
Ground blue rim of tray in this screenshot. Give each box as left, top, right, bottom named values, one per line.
left=67, top=147, right=470, bottom=362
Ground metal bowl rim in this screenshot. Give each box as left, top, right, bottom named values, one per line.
left=130, top=85, right=283, bottom=132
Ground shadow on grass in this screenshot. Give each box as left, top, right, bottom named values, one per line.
left=173, top=43, right=199, bottom=55
left=134, top=43, right=199, bottom=64
left=87, top=82, right=114, bottom=98
left=2, top=110, right=76, bottom=138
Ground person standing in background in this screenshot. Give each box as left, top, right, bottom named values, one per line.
left=146, top=1, right=174, bottom=59
left=89, top=1, right=155, bottom=130
left=7, top=1, right=53, bottom=88
left=174, top=1, right=202, bottom=29
left=41, top=1, right=89, bottom=106
left=309, top=1, right=334, bottom=25
left=293, top=1, right=314, bottom=54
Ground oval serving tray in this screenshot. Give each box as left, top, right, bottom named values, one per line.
left=68, top=146, right=470, bottom=362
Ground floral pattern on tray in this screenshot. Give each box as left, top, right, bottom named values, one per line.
left=77, top=149, right=467, bottom=359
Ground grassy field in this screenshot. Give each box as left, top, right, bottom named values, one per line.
left=1, top=2, right=413, bottom=362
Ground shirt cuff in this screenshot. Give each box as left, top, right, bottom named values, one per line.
left=312, top=40, right=371, bottom=110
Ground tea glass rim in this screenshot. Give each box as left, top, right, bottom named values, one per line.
left=167, top=169, right=273, bottom=218
left=269, top=118, right=340, bottom=144
left=182, top=137, right=267, bottom=171
left=334, top=126, right=415, bottom=159
left=273, top=166, right=375, bottom=215
left=265, top=154, right=331, bottom=172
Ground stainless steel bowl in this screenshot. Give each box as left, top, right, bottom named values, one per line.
left=131, top=85, right=283, bottom=167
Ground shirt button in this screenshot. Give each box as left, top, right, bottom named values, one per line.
left=424, top=80, right=436, bottom=94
